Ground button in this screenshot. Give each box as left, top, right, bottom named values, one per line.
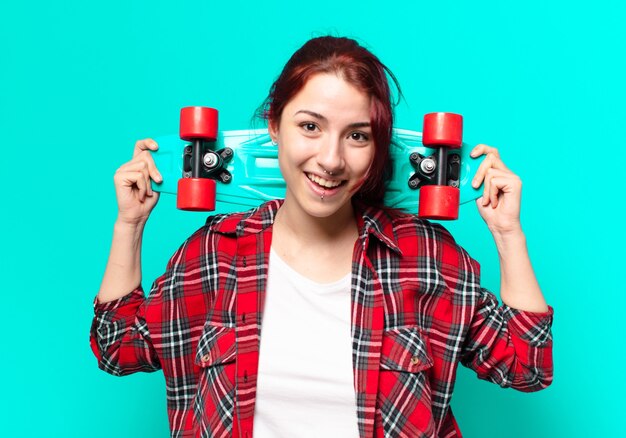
left=201, top=354, right=211, bottom=363
left=410, top=356, right=420, bottom=366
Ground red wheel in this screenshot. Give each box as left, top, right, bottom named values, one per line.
left=418, top=185, right=460, bottom=220
left=422, top=112, right=463, bottom=149
left=177, top=178, right=216, bottom=211
left=180, top=107, right=218, bottom=141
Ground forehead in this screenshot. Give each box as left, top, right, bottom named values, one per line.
left=285, top=73, right=371, bottom=119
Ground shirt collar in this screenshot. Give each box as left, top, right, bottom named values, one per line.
left=207, top=198, right=402, bottom=254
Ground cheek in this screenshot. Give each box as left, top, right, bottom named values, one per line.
left=348, top=149, right=376, bottom=194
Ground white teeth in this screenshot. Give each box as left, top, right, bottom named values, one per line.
left=306, top=173, right=342, bottom=188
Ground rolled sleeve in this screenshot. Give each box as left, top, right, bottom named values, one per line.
left=502, top=304, right=554, bottom=347
left=90, top=287, right=161, bottom=376
left=461, top=289, right=554, bottom=392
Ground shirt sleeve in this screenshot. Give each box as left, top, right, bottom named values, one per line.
left=460, top=284, right=554, bottom=392
left=90, top=287, right=161, bottom=376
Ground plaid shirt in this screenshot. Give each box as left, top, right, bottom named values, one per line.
left=91, top=199, right=553, bottom=438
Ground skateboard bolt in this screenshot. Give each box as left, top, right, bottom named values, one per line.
left=409, top=179, right=419, bottom=189
left=420, top=158, right=436, bottom=174
left=203, top=152, right=219, bottom=169
left=410, top=152, right=420, bottom=162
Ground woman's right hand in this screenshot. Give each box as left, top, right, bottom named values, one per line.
left=114, top=139, right=163, bottom=227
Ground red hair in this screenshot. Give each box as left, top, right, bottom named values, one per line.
left=258, top=36, right=401, bottom=205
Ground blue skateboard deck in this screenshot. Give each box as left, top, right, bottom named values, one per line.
left=151, top=128, right=484, bottom=215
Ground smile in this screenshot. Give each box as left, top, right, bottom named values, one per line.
left=305, top=173, right=345, bottom=188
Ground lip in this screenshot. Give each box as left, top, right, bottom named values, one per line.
left=304, top=172, right=345, bottom=198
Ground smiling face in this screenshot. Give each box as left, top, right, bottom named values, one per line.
left=268, top=73, right=375, bottom=220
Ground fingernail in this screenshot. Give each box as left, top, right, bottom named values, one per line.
left=472, top=178, right=478, bottom=188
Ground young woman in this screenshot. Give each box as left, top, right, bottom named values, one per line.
left=91, top=36, right=553, bottom=438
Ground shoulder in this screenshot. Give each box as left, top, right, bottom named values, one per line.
left=169, top=200, right=281, bottom=266
left=374, top=208, right=461, bottom=254
left=382, top=208, right=481, bottom=278
left=143, top=204, right=271, bottom=306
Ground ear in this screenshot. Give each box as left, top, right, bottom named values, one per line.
left=268, top=119, right=279, bottom=143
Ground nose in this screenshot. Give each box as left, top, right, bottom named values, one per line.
left=316, top=135, right=345, bottom=175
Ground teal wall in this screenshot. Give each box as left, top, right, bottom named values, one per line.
left=2, top=0, right=623, bottom=436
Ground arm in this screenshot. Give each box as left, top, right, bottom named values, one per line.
left=471, top=144, right=548, bottom=313
left=91, top=139, right=163, bottom=375
left=97, top=139, right=162, bottom=303
left=458, top=145, right=553, bottom=390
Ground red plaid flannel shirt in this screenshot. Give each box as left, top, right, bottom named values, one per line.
left=91, top=199, right=553, bottom=438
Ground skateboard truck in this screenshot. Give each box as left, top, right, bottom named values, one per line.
left=411, top=112, right=464, bottom=220
left=177, top=106, right=232, bottom=211
left=182, top=144, right=233, bottom=183
left=408, top=151, right=461, bottom=189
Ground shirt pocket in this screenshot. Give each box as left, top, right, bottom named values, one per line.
left=376, top=326, right=436, bottom=437
left=192, top=324, right=237, bottom=437
left=195, top=324, right=236, bottom=368
left=380, top=326, right=434, bottom=373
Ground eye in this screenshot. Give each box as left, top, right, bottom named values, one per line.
left=299, top=122, right=319, bottom=132
left=349, top=131, right=370, bottom=142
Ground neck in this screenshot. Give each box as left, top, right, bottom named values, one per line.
left=274, top=198, right=358, bottom=245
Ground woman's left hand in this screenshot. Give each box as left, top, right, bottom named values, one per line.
left=471, top=144, right=523, bottom=236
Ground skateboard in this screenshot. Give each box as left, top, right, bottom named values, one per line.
left=150, top=107, right=485, bottom=219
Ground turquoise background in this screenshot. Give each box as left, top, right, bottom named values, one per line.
left=1, top=0, right=624, bottom=436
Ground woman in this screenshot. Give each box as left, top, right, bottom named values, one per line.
left=91, top=36, right=553, bottom=438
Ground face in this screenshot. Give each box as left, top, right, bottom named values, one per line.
left=268, top=73, right=375, bottom=219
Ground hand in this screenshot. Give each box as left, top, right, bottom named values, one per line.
left=470, top=144, right=523, bottom=236
left=114, top=139, right=163, bottom=227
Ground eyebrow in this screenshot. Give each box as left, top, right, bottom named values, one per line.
left=294, top=110, right=371, bottom=129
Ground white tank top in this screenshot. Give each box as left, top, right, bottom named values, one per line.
left=252, top=248, right=359, bottom=437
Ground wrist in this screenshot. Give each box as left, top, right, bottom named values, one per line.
left=114, top=218, right=146, bottom=239
left=492, top=227, right=527, bottom=255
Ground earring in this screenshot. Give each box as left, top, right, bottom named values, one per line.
left=271, top=139, right=277, bottom=146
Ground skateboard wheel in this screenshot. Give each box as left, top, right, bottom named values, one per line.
left=180, top=107, right=218, bottom=141
left=422, top=113, right=463, bottom=149
left=177, top=178, right=216, bottom=211
left=418, top=185, right=460, bottom=220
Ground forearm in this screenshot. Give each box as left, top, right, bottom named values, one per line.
left=493, top=229, right=549, bottom=313
left=97, top=220, right=145, bottom=304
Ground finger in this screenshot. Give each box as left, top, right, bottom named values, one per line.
left=473, top=153, right=496, bottom=189
left=118, top=158, right=161, bottom=190
left=482, top=168, right=491, bottom=206
left=487, top=172, right=522, bottom=209
left=489, top=175, right=501, bottom=208
left=470, top=144, right=500, bottom=159
left=133, top=138, right=159, bottom=158
left=115, top=168, right=150, bottom=200
left=125, top=171, right=148, bottom=202
left=481, top=168, right=506, bottom=207
left=472, top=151, right=510, bottom=188
left=137, top=150, right=163, bottom=183
left=117, top=161, right=151, bottom=194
